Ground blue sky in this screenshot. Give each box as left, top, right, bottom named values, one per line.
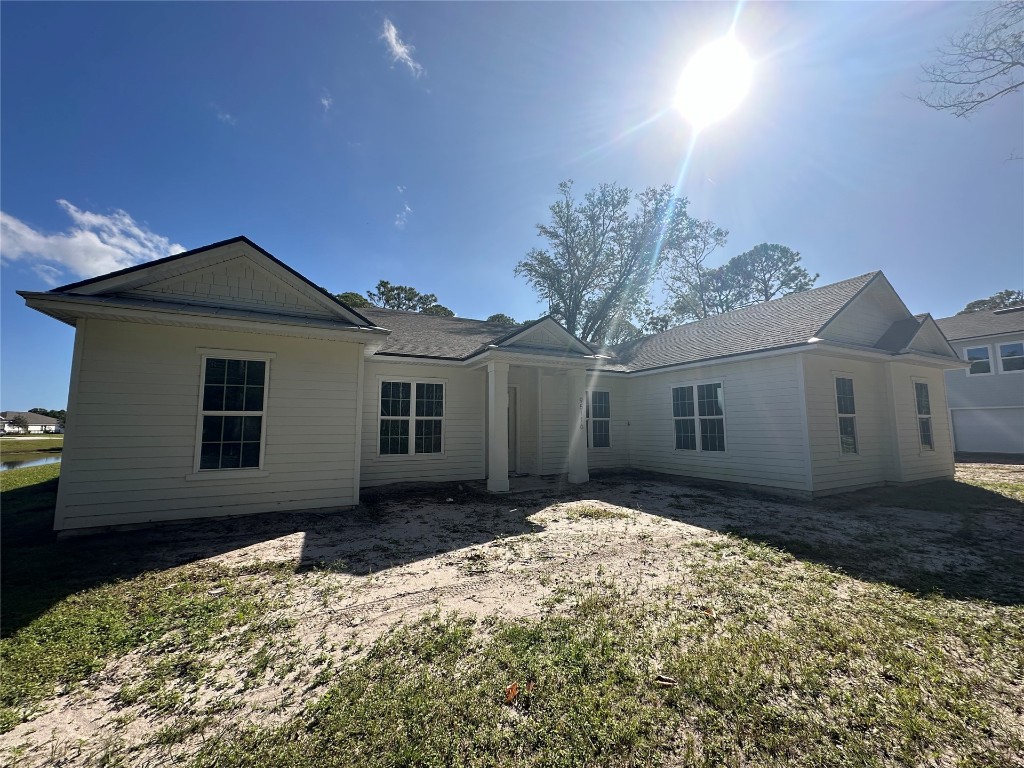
left=2, top=2, right=1021, bottom=410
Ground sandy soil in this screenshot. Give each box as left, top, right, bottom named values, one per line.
left=3, top=467, right=1022, bottom=767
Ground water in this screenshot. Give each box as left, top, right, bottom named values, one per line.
left=0, top=455, right=62, bottom=472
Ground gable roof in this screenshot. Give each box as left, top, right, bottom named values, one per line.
left=606, top=272, right=880, bottom=372
left=360, top=308, right=548, bottom=359
left=0, top=411, right=59, bottom=426
left=874, top=315, right=927, bottom=352
left=934, top=306, right=1024, bottom=341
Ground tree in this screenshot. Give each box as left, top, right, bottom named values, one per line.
left=661, top=218, right=730, bottom=321
left=731, top=243, right=818, bottom=303
left=957, top=289, right=1024, bottom=314
left=8, top=414, right=29, bottom=432
left=920, top=2, right=1024, bottom=118
left=485, top=313, right=517, bottom=326
left=515, top=180, right=693, bottom=345
left=334, top=291, right=370, bottom=308
left=422, top=304, right=455, bottom=317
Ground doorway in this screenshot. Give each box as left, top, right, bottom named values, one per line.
left=507, top=386, right=519, bottom=475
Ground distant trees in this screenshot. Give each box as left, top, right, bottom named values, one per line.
left=958, top=289, right=1024, bottom=314
left=334, top=280, right=454, bottom=316
left=8, top=415, right=29, bottom=432
left=334, top=291, right=370, bottom=308
left=28, top=408, right=66, bottom=429
left=486, top=313, right=517, bottom=326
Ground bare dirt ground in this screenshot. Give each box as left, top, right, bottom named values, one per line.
left=3, top=466, right=1022, bottom=767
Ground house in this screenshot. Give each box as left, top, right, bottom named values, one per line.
left=934, top=307, right=1024, bottom=455
left=19, top=236, right=965, bottom=532
left=0, top=410, right=62, bottom=434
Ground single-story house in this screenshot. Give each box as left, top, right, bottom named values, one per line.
left=0, top=410, right=62, bottom=434
left=934, top=306, right=1024, bottom=455
left=20, top=236, right=965, bottom=532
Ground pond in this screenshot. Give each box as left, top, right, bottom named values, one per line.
left=0, top=455, right=62, bottom=472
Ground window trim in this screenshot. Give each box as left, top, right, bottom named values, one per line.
left=964, top=344, right=994, bottom=376
left=376, top=376, right=447, bottom=458
left=833, top=373, right=859, bottom=459
left=191, top=349, right=274, bottom=477
left=912, top=378, right=934, bottom=452
left=996, top=340, right=1024, bottom=375
left=586, top=390, right=611, bottom=449
left=670, top=379, right=727, bottom=454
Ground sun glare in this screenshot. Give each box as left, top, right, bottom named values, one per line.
left=675, top=35, right=753, bottom=131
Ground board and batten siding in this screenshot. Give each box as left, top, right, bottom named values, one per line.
left=56, top=319, right=362, bottom=530
left=586, top=374, right=629, bottom=471
left=626, top=355, right=811, bottom=492
left=360, top=361, right=486, bottom=487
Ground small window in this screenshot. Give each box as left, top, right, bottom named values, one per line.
left=914, top=381, right=933, bottom=450
left=672, top=382, right=725, bottom=452
left=199, top=357, right=266, bottom=470
left=379, top=380, right=444, bottom=455
left=998, top=342, right=1024, bottom=373
left=586, top=391, right=611, bottom=448
left=965, top=346, right=992, bottom=375
left=835, top=377, right=858, bottom=455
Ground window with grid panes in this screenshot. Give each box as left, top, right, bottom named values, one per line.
left=199, top=358, right=266, bottom=470
left=834, top=377, right=858, bottom=455
left=379, top=381, right=444, bottom=455
left=587, top=391, right=611, bottom=448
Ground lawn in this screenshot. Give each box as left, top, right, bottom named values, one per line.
left=1, top=463, right=1021, bottom=767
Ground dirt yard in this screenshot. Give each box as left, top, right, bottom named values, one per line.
left=2, top=464, right=1022, bottom=767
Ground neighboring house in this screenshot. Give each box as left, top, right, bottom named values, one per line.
left=934, top=307, right=1024, bottom=455
left=0, top=411, right=62, bottom=434
left=20, top=236, right=964, bottom=532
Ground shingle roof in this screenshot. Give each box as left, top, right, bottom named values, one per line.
left=874, top=315, right=925, bottom=352
left=935, top=307, right=1024, bottom=341
left=605, top=272, right=880, bottom=372
left=361, top=308, right=529, bottom=359
left=0, top=411, right=59, bottom=425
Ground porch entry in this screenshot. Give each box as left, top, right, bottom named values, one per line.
left=508, top=386, right=518, bottom=474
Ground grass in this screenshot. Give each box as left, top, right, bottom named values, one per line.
left=0, top=436, right=63, bottom=463
left=565, top=503, right=631, bottom=521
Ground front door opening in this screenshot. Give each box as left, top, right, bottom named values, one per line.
left=507, top=386, right=518, bottom=475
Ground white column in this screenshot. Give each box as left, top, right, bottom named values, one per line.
left=566, top=367, right=589, bottom=484
left=487, top=361, right=510, bottom=492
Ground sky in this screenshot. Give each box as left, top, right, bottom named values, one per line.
left=2, top=2, right=1021, bottom=410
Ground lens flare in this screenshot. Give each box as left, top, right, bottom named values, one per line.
left=675, top=35, right=753, bottom=131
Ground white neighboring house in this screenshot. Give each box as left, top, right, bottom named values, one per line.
left=935, top=307, right=1024, bottom=455
left=19, top=236, right=965, bottom=532
left=0, top=411, right=62, bottom=434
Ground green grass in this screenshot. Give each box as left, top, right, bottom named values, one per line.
left=0, top=436, right=63, bottom=462
left=566, top=503, right=631, bottom=521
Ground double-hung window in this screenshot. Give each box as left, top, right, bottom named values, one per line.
left=672, top=382, right=725, bottom=452
left=379, top=380, right=444, bottom=455
left=914, top=381, right=933, bottom=450
left=965, top=346, right=992, bottom=375
left=198, top=356, right=267, bottom=471
left=998, top=342, right=1024, bottom=373
left=587, top=391, right=611, bottom=448
left=834, top=376, right=858, bottom=455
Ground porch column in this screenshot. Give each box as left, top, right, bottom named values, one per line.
left=566, top=367, right=589, bottom=484
left=487, top=361, right=510, bottom=492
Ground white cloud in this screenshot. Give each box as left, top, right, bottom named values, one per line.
left=0, top=200, right=185, bottom=284
left=394, top=203, right=412, bottom=231
left=380, top=18, right=423, bottom=78
left=320, top=91, right=333, bottom=112
left=215, top=107, right=236, bottom=125
left=396, top=185, right=406, bottom=194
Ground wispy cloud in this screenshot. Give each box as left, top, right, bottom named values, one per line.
left=0, top=201, right=185, bottom=286
left=320, top=90, right=333, bottom=113
left=380, top=18, right=423, bottom=78
left=214, top=106, right=236, bottom=125
left=394, top=203, right=412, bottom=231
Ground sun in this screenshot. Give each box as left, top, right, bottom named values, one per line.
left=675, top=35, right=753, bottom=131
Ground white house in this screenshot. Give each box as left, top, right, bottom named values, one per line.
left=20, top=236, right=965, bottom=532
left=935, top=307, right=1024, bottom=455
left=0, top=411, right=62, bottom=434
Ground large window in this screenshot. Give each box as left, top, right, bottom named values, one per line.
left=198, top=357, right=267, bottom=470
left=965, top=346, right=992, bottom=375
left=914, top=381, right=933, bottom=450
left=834, top=376, right=858, bottom=455
left=379, top=380, right=444, bottom=455
left=998, top=342, right=1024, bottom=373
left=587, top=391, right=611, bottom=448
left=672, top=382, right=725, bottom=452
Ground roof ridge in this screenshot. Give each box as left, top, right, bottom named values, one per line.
left=361, top=306, right=525, bottom=326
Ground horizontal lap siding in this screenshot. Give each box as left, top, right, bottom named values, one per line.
left=889, top=363, right=955, bottom=482
left=360, top=362, right=485, bottom=487
left=541, top=374, right=569, bottom=475
left=626, top=356, right=810, bottom=491
left=57, top=320, right=361, bottom=530
left=508, top=366, right=539, bottom=475
left=587, top=375, right=629, bottom=470
left=944, top=338, right=1024, bottom=409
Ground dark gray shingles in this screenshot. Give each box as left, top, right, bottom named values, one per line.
left=874, top=316, right=925, bottom=352
left=935, top=307, right=1024, bottom=341
left=361, top=308, right=526, bottom=358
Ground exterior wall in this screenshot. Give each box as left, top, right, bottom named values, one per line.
left=585, top=374, right=630, bottom=471
left=887, top=362, right=955, bottom=482
left=56, top=319, right=362, bottom=530
left=819, top=279, right=908, bottom=347
left=943, top=335, right=1024, bottom=454
left=541, top=373, right=569, bottom=475
left=360, top=360, right=486, bottom=487
left=626, top=355, right=811, bottom=492
left=508, top=366, right=540, bottom=474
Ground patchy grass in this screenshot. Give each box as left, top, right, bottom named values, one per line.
left=565, top=503, right=631, bottom=521
left=0, top=463, right=60, bottom=546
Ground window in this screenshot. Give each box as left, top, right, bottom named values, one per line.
left=998, top=342, right=1024, bottom=373
left=586, top=391, right=611, bottom=448
left=379, top=380, right=444, bottom=455
left=672, top=382, right=725, bottom=452
left=834, top=377, right=858, bottom=455
left=914, top=381, right=933, bottom=450
left=199, top=357, right=266, bottom=470
left=965, top=346, right=992, bottom=375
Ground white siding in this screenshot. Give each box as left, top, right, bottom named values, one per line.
left=508, top=366, right=540, bottom=474
left=56, top=319, right=362, bottom=530
left=952, top=409, right=1024, bottom=454
left=541, top=373, right=569, bottom=475
left=888, top=363, right=955, bottom=482
left=819, top=278, right=909, bottom=347
left=360, top=361, right=486, bottom=487
left=626, top=356, right=811, bottom=492
left=585, top=374, right=629, bottom=471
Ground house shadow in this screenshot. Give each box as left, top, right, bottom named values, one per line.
left=586, top=472, right=1024, bottom=607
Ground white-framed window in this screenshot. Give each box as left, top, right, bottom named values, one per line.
left=196, top=354, right=270, bottom=471
left=965, top=345, right=992, bottom=375
left=834, top=376, right=858, bottom=455
left=586, top=390, right=611, bottom=448
left=379, top=379, right=445, bottom=455
left=997, top=341, right=1024, bottom=373
left=913, top=380, right=934, bottom=451
left=672, top=381, right=725, bottom=452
